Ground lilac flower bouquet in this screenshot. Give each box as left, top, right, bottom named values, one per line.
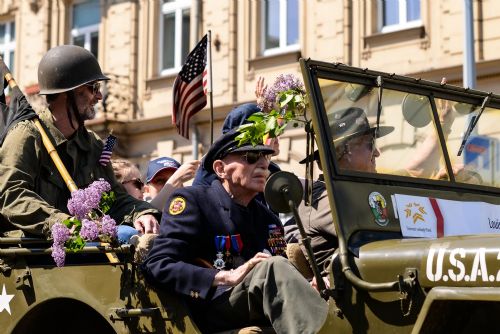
left=50, top=179, right=117, bottom=267
left=236, top=74, right=308, bottom=146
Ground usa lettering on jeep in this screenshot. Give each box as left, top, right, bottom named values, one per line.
left=426, top=247, right=500, bottom=282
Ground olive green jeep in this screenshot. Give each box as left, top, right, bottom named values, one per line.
left=3, top=59, right=500, bottom=333
left=296, top=58, right=500, bottom=333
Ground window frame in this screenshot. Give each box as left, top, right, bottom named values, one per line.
left=378, top=0, right=422, bottom=34
left=71, top=0, right=100, bottom=56
left=159, top=0, right=191, bottom=76
left=0, top=21, right=15, bottom=72
left=261, top=0, right=300, bottom=57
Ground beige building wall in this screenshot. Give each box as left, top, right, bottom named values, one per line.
left=3, top=0, right=500, bottom=179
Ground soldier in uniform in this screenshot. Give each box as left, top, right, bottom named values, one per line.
left=0, top=45, right=159, bottom=237
left=143, top=129, right=328, bottom=334
left=286, top=107, right=393, bottom=275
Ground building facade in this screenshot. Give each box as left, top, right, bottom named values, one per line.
left=1, top=0, right=499, bottom=177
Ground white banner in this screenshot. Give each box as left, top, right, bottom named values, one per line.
left=393, top=194, right=500, bottom=238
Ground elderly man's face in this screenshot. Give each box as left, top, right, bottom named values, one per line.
left=339, top=134, right=379, bottom=173
left=220, top=151, right=271, bottom=195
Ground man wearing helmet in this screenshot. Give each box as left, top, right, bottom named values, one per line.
left=0, top=45, right=159, bottom=237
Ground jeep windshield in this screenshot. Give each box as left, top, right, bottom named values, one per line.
left=303, top=61, right=500, bottom=189
left=301, top=59, right=500, bottom=243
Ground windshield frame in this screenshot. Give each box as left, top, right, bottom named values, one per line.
left=300, top=59, right=500, bottom=195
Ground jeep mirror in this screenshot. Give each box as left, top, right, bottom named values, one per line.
left=402, top=93, right=432, bottom=128
left=264, top=171, right=303, bottom=213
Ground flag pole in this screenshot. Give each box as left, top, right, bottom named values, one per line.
left=207, top=30, right=214, bottom=144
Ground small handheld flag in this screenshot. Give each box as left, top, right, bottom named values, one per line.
left=172, top=34, right=208, bottom=139
left=99, top=134, right=117, bottom=166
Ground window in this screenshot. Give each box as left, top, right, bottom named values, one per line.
left=160, top=0, right=191, bottom=75
left=71, top=0, right=100, bottom=57
left=0, top=21, right=15, bottom=73
left=379, top=0, right=421, bottom=33
left=262, top=0, right=299, bottom=56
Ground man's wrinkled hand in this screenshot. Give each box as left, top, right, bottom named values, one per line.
left=133, top=214, right=159, bottom=234
left=213, top=252, right=271, bottom=287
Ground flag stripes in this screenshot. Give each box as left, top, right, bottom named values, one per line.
left=172, top=34, right=208, bottom=139
left=99, top=134, right=117, bottom=166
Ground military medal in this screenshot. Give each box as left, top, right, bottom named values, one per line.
left=231, top=234, right=245, bottom=267
left=213, top=236, right=226, bottom=270
left=224, top=235, right=234, bottom=268
left=267, top=224, right=286, bottom=256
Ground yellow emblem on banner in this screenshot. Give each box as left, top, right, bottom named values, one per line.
left=169, top=197, right=186, bottom=215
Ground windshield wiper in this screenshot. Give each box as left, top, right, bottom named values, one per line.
left=457, top=94, right=491, bottom=156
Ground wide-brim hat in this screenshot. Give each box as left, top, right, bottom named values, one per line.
left=146, top=157, right=181, bottom=183
left=204, top=129, right=275, bottom=173
left=299, top=107, right=394, bottom=164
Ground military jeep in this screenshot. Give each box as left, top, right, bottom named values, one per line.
left=296, top=58, right=500, bottom=333
left=3, top=59, right=500, bottom=334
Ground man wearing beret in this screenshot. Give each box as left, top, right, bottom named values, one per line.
left=143, top=129, right=328, bottom=334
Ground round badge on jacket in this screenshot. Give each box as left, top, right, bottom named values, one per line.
left=169, top=197, right=186, bottom=215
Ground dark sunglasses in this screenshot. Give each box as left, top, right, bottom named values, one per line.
left=240, top=151, right=271, bottom=164
left=85, top=82, right=101, bottom=95
left=122, top=178, right=144, bottom=190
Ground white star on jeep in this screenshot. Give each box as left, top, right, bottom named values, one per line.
left=0, top=284, right=14, bottom=315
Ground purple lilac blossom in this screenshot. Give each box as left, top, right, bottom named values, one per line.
left=51, top=244, right=66, bottom=267
left=91, top=178, right=111, bottom=194
left=51, top=223, right=70, bottom=245
left=258, top=74, right=306, bottom=113
left=67, top=179, right=111, bottom=220
left=80, top=219, right=99, bottom=241
left=100, top=215, right=117, bottom=238
left=67, top=189, right=94, bottom=219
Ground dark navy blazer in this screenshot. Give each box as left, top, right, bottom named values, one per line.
left=142, top=180, right=283, bottom=303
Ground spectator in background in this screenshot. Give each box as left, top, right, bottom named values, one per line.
left=111, top=159, right=144, bottom=200
left=143, top=157, right=200, bottom=210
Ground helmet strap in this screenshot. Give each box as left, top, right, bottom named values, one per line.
left=66, top=90, right=84, bottom=129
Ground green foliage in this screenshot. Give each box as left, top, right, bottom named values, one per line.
left=62, top=217, right=85, bottom=252
left=99, top=191, right=116, bottom=214
left=236, top=89, right=307, bottom=147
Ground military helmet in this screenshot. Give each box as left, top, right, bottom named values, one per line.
left=38, top=45, right=109, bottom=95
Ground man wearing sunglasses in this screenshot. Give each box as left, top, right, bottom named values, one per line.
left=143, top=129, right=328, bottom=334
left=0, top=45, right=159, bottom=238
left=285, top=107, right=393, bottom=269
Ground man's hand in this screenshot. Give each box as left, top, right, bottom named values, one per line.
left=133, top=214, right=159, bottom=234
left=310, top=275, right=330, bottom=292
left=437, top=77, right=456, bottom=127
left=167, top=160, right=200, bottom=188
left=255, top=76, right=267, bottom=106
left=212, top=252, right=271, bottom=287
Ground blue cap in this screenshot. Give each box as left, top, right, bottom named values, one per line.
left=146, top=157, right=181, bottom=183
left=203, top=129, right=275, bottom=174
left=222, top=103, right=261, bottom=134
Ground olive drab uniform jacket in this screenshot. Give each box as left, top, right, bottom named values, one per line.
left=0, top=108, right=159, bottom=237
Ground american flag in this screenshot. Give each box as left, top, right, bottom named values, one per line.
left=99, top=134, right=117, bottom=166
left=172, top=34, right=208, bottom=139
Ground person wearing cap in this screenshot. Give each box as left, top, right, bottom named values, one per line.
left=193, top=102, right=281, bottom=186
left=143, top=157, right=200, bottom=209
left=285, top=107, right=393, bottom=277
left=142, top=129, right=328, bottom=334
left=0, top=45, right=159, bottom=238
